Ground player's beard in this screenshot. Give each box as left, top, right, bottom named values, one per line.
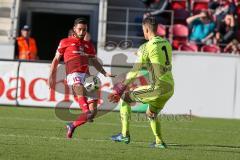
left=73, top=32, right=84, bottom=40
left=77, top=34, right=84, bottom=39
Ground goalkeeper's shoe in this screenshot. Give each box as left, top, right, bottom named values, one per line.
left=66, top=123, right=75, bottom=139
left=111, top=133, right=130, bottom=144
left=149, top=142, right=167, bottom=149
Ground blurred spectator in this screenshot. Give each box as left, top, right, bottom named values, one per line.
left=214, top=14, right=236, bottom=44
left=143, top=0, right=168, bottom=17
left=208, top=0, right=237, bottom=12
left=208, top=0, right=220, bottom=10
left=16, top=25, right=38, bottom=60
left=142, top=0, right=169, bottom=24
left=228, top=0, right=237, bottom=15
left=224, top=39, right=240, bottom=54
left=142, top=0, right=154, bottom=7
left=213, top=0, right=237, bottom=23
left=187, top=11, right=215, bottom=44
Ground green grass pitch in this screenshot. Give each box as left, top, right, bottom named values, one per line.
left=0, top=106, right=240, bottom=160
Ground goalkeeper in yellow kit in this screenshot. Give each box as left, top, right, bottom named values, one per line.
left=108, top=16, right=174, bottom=148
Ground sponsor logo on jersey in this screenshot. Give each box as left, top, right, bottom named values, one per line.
left=72, top=45, right=88, bottom=56
left=84, top=44, right=89, bottom=48
left=79, top=46, right=84, bottom=51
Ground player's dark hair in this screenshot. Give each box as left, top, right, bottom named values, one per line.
left=142, top=16, right=157, bottom=32
left=74, top=18, right=87, bottom=26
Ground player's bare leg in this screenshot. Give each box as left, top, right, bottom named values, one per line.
left=87, top=101, right=98, bottom=122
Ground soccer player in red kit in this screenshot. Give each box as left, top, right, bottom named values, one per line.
left=48, top=18, right=114, bottom=138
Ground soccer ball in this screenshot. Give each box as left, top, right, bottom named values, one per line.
left=84, top=75, right=101, bottom=92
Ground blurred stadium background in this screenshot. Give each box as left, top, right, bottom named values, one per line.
left=0, top=0, right=240, bottom=159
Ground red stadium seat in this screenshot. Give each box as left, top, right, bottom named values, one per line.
left=237, top=6, right=240, bottom=15
left=156, top=24, right=166, bottom=37
left=174, top=9, right=190, bottom=24
left=171, top=24, right=189, bottom=37
left=171, top=0, right=187, bottom=10
left=201, top=44, right=221, bottom=53
left=170, top=24, right=189, bottom=49
left=178, top=42, right=198, bottom=52
left=192, top=0, right=209, bottom=12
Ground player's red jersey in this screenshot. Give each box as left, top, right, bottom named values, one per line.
left=57, top=36, right=96, bottom=74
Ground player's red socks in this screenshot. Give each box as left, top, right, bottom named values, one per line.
left=72, top=96, right=89, bottom=128
left=73, top=112, right=88, bottom=127
left=78, top=96, right=89, bottom=113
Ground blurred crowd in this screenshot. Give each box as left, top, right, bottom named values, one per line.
left=142, top=0, right=240, bottom=54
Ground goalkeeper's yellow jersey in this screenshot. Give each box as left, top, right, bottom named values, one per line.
left=124, top=36, right=174, bottom=87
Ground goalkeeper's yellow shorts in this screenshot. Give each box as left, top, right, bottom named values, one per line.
left=129, top=82, right=174, bottom=113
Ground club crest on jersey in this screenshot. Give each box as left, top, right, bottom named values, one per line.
left=79, top=46, right=84, bottom=52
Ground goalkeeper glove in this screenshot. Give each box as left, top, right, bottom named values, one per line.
left=108, top=82, right=127, bottom=103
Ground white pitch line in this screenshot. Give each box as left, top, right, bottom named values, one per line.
left=0, top=117, right=239, bottom=134
left=0, top=133, right=105, bottom=142
left=0, top=117, right=59, bottom=123
left=0, top=133, right=148, bottom=145
left=1, top=133, right=239, bottom=150
left=0, top=133, right=190, bottom=146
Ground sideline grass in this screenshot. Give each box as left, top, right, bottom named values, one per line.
left=0, top=106, right=240, bottom=160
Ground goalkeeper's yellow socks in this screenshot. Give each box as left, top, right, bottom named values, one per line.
left=120, top=100, right=131, bottom=137
left=150, top=118, right=163, bottom=144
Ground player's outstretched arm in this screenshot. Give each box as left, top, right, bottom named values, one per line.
left=89, top=57, right=116, bottom=77
left=108, top=52, right=144, bottom=103
left=48, top=52, right=62, bottom=89
left=124, top=60, right=143, bottom=86
left=122, top=43, right=147, bottom=86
